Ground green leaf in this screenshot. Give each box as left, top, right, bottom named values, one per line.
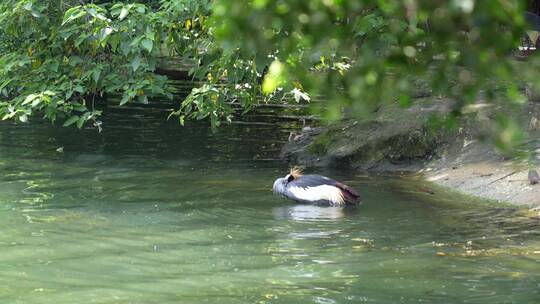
left=31, top=9, right=42, bottom=18
left=109, top=35, right=120, bottom=51
left=72, top=103, right=87, bottom=112
left=31, top=98, right=41, bottom=107
left=49, top=61, right=59, bottom=72
left=75, top=34, right=89, bottom=47
left=63, top=115, right=80, bottom=127
left=120, top=94, right=130, bottom=105
left=22, top=94, right=39, bottom=105
left=74, top=85, right=85, bottom=93
left=99, top=27, right=114, bottom=43
left=130, top=36, right=143, bottom=47
left=92, top=69, right=101, bottom=83
left=66, top=90, right=74, bottom=100
left=119, top=7, right=129, bottom=21
left=87, top=7, right=97, bottom=18
left=120, top=41, right=131, bottom=56
left=110, top=4, right=124, bottom=11
left=0, top=79, right=12, bottom=91
left=141, top=38, right=153, bottom=53
left=62, top=7, right=85, bottom=25
left=76, top=117, right=85, bottom=129
left=19, top=114, right=28, bottom=122
left=131, top=56, right=141, bottom=72
left=262, top=60, right=286, bottom=95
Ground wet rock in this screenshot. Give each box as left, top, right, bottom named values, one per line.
left=525, top=85, right=540, bottom=103
left=529, top=115, right=539, bottom=131
left=529, top=169, right=539, bottom=185
left=281, top=98, right=452, bottom=171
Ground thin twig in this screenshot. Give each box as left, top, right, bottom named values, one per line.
left=487, top=171, right=518, bottom=185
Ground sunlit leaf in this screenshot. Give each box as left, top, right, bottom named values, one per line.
left=31, top=98, right=41, bottom=107
left=99, top=27, right=114, bottom=43
left=120, top=94, right=130, bottom=105
left=262, top=60, right=286, bottom=95
left=119, top=7, right=129, bottom=21
left=22, top=94, right=39, bottom=105
left=62, top=7, right=85, bottom=25
left=31, top=9, right=42, bottom=18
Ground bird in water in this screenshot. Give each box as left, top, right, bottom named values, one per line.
left=273, top=168, right=360, bottom=206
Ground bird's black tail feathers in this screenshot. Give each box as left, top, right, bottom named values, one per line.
left=336, top=182, right=361, bottom=205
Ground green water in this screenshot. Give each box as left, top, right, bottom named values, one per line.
left=0, top=104, right=539, bottom=304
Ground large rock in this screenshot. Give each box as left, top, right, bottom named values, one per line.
left=281, top=98, right=454, bottom=171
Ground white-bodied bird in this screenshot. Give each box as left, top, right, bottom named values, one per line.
left=273, top=168, right=360, bottom=206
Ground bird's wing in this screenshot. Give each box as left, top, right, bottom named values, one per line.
left=287, top=183, right=345, bottom=205
left=288, top=175, right=360, bottom=205
left=286, top=175, right=341, bottom=204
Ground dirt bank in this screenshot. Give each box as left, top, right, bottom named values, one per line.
left=424, top=142, right=540, bottom=207
left=281, top=97, right=540, bottom=209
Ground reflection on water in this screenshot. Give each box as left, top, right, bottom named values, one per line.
left=0, top=97, right=539, bottom=303
left=273, top=205, right=358, bottom=221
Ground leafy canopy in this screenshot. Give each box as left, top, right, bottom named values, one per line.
left=1, top=0, right=538, bottom=154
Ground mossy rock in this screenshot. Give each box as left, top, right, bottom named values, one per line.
left=281, top=98, right=454, bottom=170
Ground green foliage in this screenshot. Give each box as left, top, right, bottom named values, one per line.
left=0, top=0, right=173, bottom=128
left=210, top=0, right=536, bottom=152
left=0, top=0, right=272, bottom=129
left=0, top=0, right=539, bottom=153
left=212, top=1, right=527, bottom=110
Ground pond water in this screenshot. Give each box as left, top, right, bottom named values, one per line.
left=0, top=97, right=539, bottom=303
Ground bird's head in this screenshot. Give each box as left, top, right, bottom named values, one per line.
left=273, top=174, right=295, bottom=195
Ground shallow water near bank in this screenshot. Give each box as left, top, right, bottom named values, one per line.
left=0, top=99, right=539, bottom=303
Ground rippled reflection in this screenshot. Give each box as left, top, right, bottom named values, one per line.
left=272, top=205, right=358, bottom=221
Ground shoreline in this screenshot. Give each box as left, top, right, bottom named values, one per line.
left=425, top=161, right=540, bottom=207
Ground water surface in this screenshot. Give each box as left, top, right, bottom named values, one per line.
left=0, top=100, right=539, bottom=303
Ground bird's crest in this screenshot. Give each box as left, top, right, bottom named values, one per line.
left=289, top=166, right=304, bottom=179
